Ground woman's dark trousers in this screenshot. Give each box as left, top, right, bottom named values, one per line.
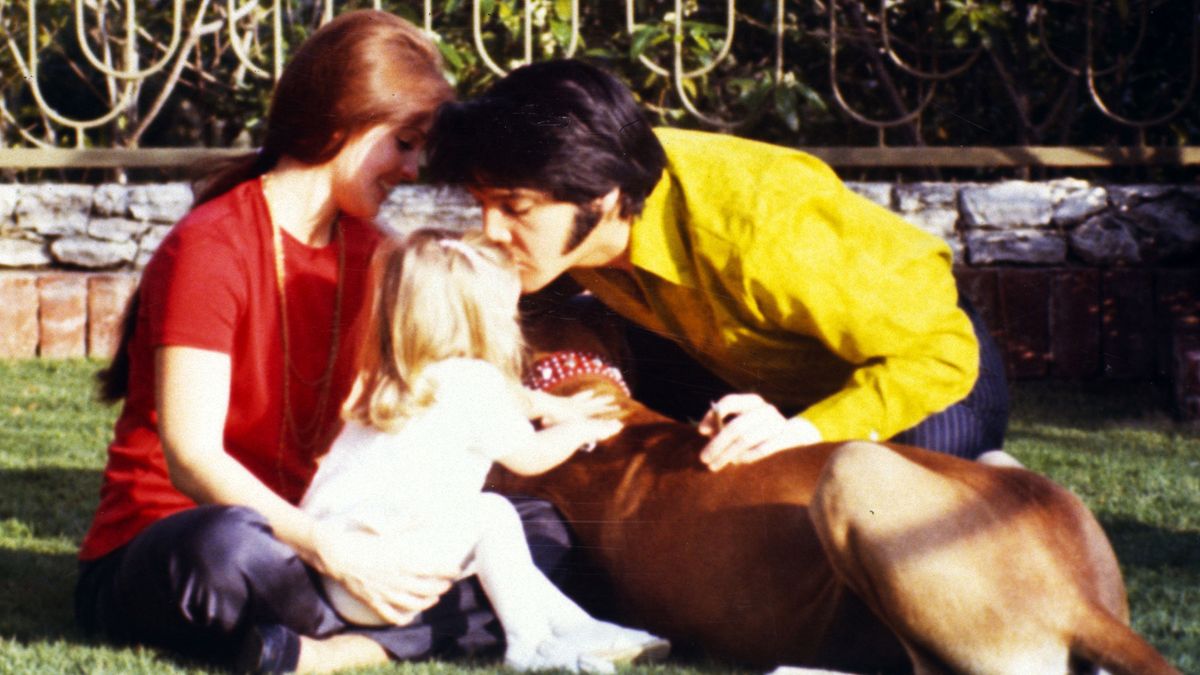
left=74, top=497, right=574, bottom=667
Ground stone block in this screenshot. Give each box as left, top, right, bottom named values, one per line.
left=388, top=184, right=476, bottom=211
left=88, top=273, right=139, bottom=359
left=1126, top=194, right=1200, bottom=264
left=1048, top=270, right=1101, bottom=378
left=379, top=185, right=478, bottom=234
left=38, top=274, right=87, bottom=358
left=902, top=207, right=960, bottom=238
left=1108, top=184, right=1175, bottom=212
left=960, top=181, right=1054, bottom=229
left=997, top=270, right=1051, bottom=378
left=1049, top=178, right=1108, bottom=226
left=93, top=184, right=132, bottom=217
left=0, top=273, right=39, bottom=358
left=89, top=217, right=151, bottom=242
left=0, top=239, right=52, bottom=268
left=966, top=229, right=1067, bottom=265
left=128, top=183, right=193, bottom=222
left=1069, top=213, right=1141, bottom=265
left=896, top=183, right=960, bottom=245
left=1101, top=269, right=1155, bottom=379
left=14, top=184, right=94, bottom=236
left=896, top=182, right=958, bottom=213
left=846, top=182, right=893, bottom=208
left=905, top=212, right=963, bottom=261
left=135, top=224, right=173, bottom=268
left=50, top=237, right=138, bottom=269
left=0, top=184, right=18, bottom=223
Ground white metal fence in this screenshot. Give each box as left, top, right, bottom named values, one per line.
left=1, top=1, right=1197, bottom=167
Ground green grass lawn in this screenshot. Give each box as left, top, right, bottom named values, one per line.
left=0, top=360, right=1196, bottom=673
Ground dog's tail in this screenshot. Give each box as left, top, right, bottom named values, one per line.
left=1070, top=604, right=1180, bottom=675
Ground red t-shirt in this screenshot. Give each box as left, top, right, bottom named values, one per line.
left=79, top=178, right=381, bottom=561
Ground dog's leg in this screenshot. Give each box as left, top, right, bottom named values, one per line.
left=809, top=441, right=1090, bottom=675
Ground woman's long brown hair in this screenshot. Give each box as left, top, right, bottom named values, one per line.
left=97, top=10, right=451, bottom=403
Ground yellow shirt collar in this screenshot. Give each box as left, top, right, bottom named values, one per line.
left=628, top=169, right=697, bottom=288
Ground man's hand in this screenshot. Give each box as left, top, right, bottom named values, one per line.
left=697, top=393, right=822, bottom=471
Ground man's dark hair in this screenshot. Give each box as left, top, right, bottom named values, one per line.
left=427, top=60, right=667, bottom=235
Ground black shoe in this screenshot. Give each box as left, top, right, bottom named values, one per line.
left=234, top=623, right=302, bottom=673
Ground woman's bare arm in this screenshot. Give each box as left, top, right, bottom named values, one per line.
left=155, top=346, right=454, bottom=622
left=156, top=346, right=320, bottom=551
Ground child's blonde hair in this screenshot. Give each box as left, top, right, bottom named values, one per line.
left=345, top=228, right=526, bottom=432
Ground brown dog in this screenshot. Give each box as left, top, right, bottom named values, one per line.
left=487, top=306, right=1179, bottom=674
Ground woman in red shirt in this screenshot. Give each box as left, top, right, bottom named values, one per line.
left=75, top=11, right=576, bottom=673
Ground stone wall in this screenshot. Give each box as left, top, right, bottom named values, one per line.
left=843, top=180, right=1199, bottom=419
left=2, top=180, right=1197, bottom=416
left=0, top=183, right=193, bottom=269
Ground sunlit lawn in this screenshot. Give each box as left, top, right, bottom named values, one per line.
left=0, top=360, right=1195, bottom=673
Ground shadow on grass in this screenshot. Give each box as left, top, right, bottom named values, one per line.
left=0, top=467, right=101, bottom=644
left=1008, top=380, right=1177, bottom=428
left=0, top=467, right=102, bottom=542
left=0, top=547, right=79, bottom=641
left=0, top=466, right=217, bottom=671
left=0, top=545, right=212, bottom=673
left=1103, top=517, right=1200, bottom=569
left=1103, top=519, right=1200, bottom=671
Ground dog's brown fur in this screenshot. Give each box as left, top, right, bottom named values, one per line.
left=488, top=305, right=1179, bottom=674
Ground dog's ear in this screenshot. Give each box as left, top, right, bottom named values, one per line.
left=521, top=282, right=628, bottom=364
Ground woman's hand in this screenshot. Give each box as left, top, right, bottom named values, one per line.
left=310, top=520, right=457, bottom=625
left=697, top=393, right=822, bottom=472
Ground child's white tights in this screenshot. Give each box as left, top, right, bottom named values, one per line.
left=322, top=493, right=667, bottom=673
left=471, top=493, right=665, bottom=673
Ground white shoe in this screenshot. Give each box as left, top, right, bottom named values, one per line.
left=505, top=636, right=615, bottom=673
left=505, top=622, right=670, bottom=673
left=554, top=619, right=671, bottom=665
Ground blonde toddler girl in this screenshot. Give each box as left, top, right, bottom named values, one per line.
left=301, top=229, right=669, bottom=673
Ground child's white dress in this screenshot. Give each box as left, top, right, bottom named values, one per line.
left=301, top=357, right=668, bottom=672
left=301, top=358, right=535, bottom=624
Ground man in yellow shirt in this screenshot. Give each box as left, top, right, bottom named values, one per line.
left=429, top=60, right=1011, bottom=467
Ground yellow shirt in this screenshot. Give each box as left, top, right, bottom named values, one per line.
left=571, top=128, right=979, bottom=442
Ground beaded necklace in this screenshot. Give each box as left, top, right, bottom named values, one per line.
left=269, top=198, right=345, bottom=493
